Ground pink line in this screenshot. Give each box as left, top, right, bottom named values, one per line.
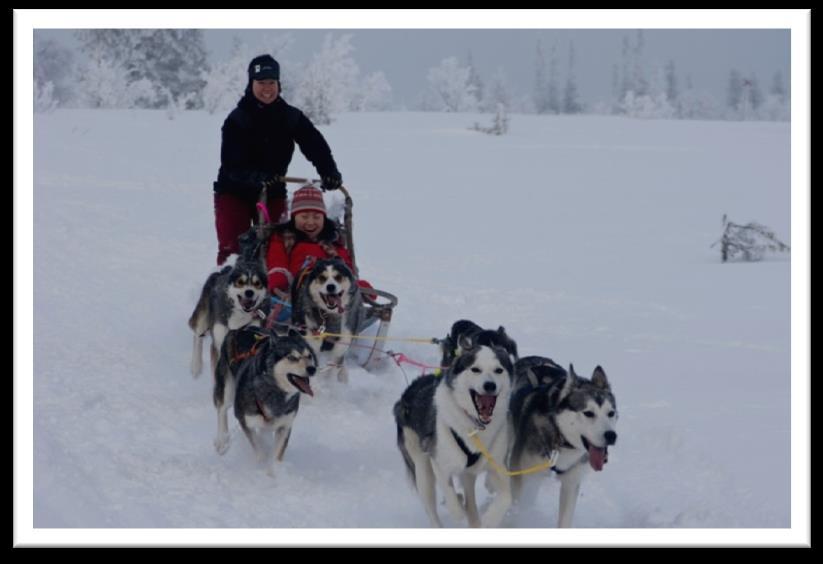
left=256, top=202, right=271, bottom=224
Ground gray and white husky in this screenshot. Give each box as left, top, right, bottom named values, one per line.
left=188, top=254, right=268, bottom=379
left=291, top=258, right=366, bottom=384
left=509, top=357, right=618, bottom=527
left=393, top=341, right=515, bottom=527
left=212, top=327, right=317, bottom=476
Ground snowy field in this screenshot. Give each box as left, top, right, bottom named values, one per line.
left=25, top=108, right=799, bottom=544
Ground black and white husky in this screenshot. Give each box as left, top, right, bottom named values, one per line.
left=393, top=340, right=515, bottom=527
left=291, top=258, right=367, bottom=384
left=188, top=253, right=268, bottom=379
left=212, top=327, right=317, bottom=476
left=509, top=357, right=618, bottom=527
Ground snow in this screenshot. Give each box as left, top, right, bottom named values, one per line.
left=22, top=108, right=804, bottom=545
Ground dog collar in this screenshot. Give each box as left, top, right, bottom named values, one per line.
left=450, top=429, right=481, bottom=468
left=552, top=452, right=587, bottom=475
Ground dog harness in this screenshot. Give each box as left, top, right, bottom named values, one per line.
left=228, top=332, right=268, bottom=365
left=450, top=429, right=481, bottom=468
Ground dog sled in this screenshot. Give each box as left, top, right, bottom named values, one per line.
left=254, top=175, right=399, bottom=371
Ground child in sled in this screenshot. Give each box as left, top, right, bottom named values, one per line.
left=266, top=185, right=374, bottom=323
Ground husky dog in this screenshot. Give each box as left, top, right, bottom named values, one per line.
left=393, top=340, right=515, bottom=527
left=291, top=258, right=366, bottom=383
left=439, top=319, right=519, bottom=369
left=188, top=253, right=268, bottom=379
left=212, top=327, right=317, bottom=475
left=509, top=359, right=618, bottom=528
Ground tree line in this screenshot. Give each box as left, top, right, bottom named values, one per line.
left=34, top=30, right=789, bottom=123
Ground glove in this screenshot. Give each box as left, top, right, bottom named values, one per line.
left=321, top=173, right=343, bottom=192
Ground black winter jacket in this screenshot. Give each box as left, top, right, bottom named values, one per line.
left=213, top=91, right=340, bottom=203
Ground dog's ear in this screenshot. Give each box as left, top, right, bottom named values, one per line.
left=525, top=367, right=540, bottom=388
left=558, top=368, right=575, bottom=402
left=497, top=326, right=519, bottom=361
left=591, top=365, right=610, bottom=390
left=457, top=334, right=474, bottom=352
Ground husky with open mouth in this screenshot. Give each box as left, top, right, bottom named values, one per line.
left=393, top=338, right=515, bottom=528
left=291, top=258, right=366, bottom=383
left=212, top=327, right=317, bottom=476
left=188, top=253, right=268, bottom=380
left=509, top=359, right=618, bottom=527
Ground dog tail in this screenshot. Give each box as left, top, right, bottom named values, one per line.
left=393, top=399, right=417, bottom=486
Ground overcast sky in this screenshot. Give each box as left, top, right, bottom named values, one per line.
left=32, top=10, right=792, bottom=109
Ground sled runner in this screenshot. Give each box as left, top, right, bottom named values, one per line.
left=255, top=176, right=399, bottom=371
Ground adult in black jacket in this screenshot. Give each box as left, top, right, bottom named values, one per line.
left=212, top=54, right=343, bottom=265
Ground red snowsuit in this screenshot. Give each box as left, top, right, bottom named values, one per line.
left=265, top=221, right=373, bottom=296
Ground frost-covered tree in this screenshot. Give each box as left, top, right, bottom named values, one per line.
left=770, top=70, right=787, bottom=103
left=75, top=29, right=209, bottom=109
left=34, top=38, right=76, bottom=107
left=618, top=35, right=632, bottom=107
left=350, top=71, right=393, bottom=111
left=622, top=64, right=676, bottom=119
left=679, top=75, right=722, bottom=120
left=481, top=67, right=511, bottom=113
left=75, top=44, right=156, bottom=109
left=425, top=56, right=479, bottom=112
left=727, top=69, right=743, bottom=117
left=761, top=70, right=790, bottom=121
left=712, top=214, right=790, bottom=262
left=34, top=81, right=58, bottom=113
left=562, top=41, right=583, bottom=114
left=745, top=73, right=763, bottom=113
left=137, top=29, right=209, bottom=109
left=614, top=31, right=650, bottom=114
left=292, top=34, right=359, bottom=124
left=547, top=43, right=561, bottom=114
left=664, top=59, right=679, bottom=113
left=532, top=41, right=550, bottom=114
left=631, top=30, right=648, bottom=98
left=202, top=37, right=249, bottom=114
left=466, top=51, right=484, bottom=106
left=470, top=103, right=509, bottom=136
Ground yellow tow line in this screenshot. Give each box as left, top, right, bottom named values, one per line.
left=467, top=430, right=557, bottom=477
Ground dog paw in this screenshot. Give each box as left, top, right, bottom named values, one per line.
left=213, top=435, right=230, bottom=455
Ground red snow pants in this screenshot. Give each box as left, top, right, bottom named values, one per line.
left=214, top=192, right=287, bottom=265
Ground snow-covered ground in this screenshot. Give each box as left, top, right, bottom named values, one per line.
left=22, top=108, right=803, bottom=545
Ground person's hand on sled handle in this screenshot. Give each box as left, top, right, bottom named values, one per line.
left=321, top=172, right=343, bottom=192
left=257, top=173, right=287, bottom=199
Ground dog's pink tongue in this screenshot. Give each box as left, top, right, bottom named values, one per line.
left=292, top=376, right=314, bottom=397
left=588, top=446, right=606, bottom=471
